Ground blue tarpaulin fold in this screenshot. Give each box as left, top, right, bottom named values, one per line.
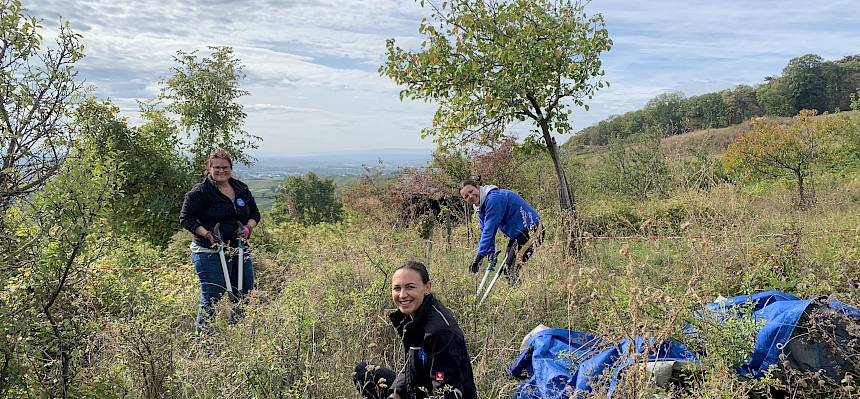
left=508, top=290, right=860, bottom=399
left=509, top=328, right=696, bottom=398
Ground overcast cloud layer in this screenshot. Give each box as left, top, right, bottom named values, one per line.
left=30, top=0, right=860, bottom=155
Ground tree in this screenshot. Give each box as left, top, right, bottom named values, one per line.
left=0, top=3, right=87, bottom=394
left=683, top=92, right=732, bottom=130
left=160, top=46, right=259, bottom=174
left=271, top=172, right=343, bottom=226
left=616, top=109, right=647, bottom=138
left=783, top=54, right=827, bottom=113
left=0, top=0, right=84, bottom=211
left=122, top=108, right=195, bottom=245
left=380, top=0, right=612, bottom=220
left=74, top=100, right=194, bottom=246
left=1, top=99, right=123, bottom=397
left=836, top=56, right=860, bottom=110
left=643, top=92, right=686, bottom=136
left=853, top=89, right=860, bottom=111
left=431, top=147, right=472, bottom=189
left=472, top=136, right=522, bottom=189
left=756, top=77, right=793, bottom=117
left=844, top=90, right=860, bottom=160
left=605, top=133, right=669, bottom=199
left=724, top=110, right=838, bottom=207
left=721, top=85, right=760, bottom=124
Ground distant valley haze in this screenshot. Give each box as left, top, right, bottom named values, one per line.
left=235, top=148, right=434, bottom=178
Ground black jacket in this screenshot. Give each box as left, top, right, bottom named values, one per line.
left=180, top=176, right=261, bottom=248
left=388, top=294, right=477, bottom=399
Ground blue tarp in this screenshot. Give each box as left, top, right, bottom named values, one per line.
left=706, top=290, right=809, bottom=377
left=508, top=290, right=860, bottom=399
left=509, top=328, right=696, bottom=398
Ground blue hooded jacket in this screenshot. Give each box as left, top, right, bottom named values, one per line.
left=476, top=188, right=540, bottom=257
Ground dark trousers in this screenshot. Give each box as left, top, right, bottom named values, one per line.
left=354, top=361, right=397, bottom=399
left=503, top=226, right=543, bottom=284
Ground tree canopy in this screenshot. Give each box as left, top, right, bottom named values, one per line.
left=0, top=0, right=83, bottom=211
left=381, top=0, right=612, bottom=213
left=574, top=53, right=860, bottom=146
left=724, top=110, right=840, bottom=207
left=73, top=100, right=194, bottom=246
left=160, top=46, right=259, bottom=174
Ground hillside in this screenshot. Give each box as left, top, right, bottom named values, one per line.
left=5, top=0, right=860, bottom=397
left=70, top=146, right=859, bottom=398
left=569, top=54, right=860, bottom=146
left=5, top=118, right=859, bottom=398
left=566, top=111, right=859, bottom=159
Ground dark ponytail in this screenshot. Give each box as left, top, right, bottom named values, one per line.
left=394, top=260, right=430, bottom=284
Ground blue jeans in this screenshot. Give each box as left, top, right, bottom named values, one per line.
left=192, top=250, right=254, bottom=335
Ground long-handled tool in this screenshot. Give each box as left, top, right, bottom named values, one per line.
left=212, top=223, right=236, bottom=300
left=237, top=238, right=244, bottom=293
left=476, top=226, right=542, bottom=305
left=476, top=252, right=495, bottom=297
left=477, top=251, right=506, bottom=305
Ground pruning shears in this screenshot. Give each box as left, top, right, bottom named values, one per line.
left=477, top=250, right=506, bottom=305
left=211, top=222, right=246, bottom=300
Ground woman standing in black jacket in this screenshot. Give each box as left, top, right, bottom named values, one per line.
left=355, top=260, right=477, bottom=399
left=180, top=150, right=260, bottom=336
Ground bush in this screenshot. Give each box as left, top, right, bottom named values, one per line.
left=579, top=198, right=641, bottom=237
left=605, top=133, right=671, bottom=199
left=672, top=151, right=733, bottom=191
left=271, top=172, right=343, bottom=226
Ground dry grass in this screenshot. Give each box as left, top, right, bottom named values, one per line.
left=22, top=143, right=860, bottom=398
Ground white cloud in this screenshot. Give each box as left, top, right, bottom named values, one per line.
left=23, top=0, right=860, bottom=153
left=243, top=103, right=324, bottom=113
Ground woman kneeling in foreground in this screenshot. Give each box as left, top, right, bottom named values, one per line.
left=354, top=260, right=477, bottom=399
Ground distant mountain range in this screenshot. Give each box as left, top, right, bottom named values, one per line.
left=234, top=148, right=434, bottom=178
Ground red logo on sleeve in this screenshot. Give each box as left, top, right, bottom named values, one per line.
left=435, top=371, right=445, bottom=381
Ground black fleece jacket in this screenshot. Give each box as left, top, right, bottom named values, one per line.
left=388, top=294, right=477, bottom=399
left=180, top=176, right=260, bottom=248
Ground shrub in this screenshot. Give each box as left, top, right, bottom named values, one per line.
left=271, top=172, right=343, bottom=226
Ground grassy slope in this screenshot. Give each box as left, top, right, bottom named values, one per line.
left=568, top=111, right=858, bottom=158
left=73, top=114, right=860, bottom=398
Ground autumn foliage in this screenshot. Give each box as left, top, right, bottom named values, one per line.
left=724, top=110, right=841, bottom=206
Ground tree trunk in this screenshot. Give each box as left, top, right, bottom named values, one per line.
left=1, top=348, right=11, bottom=396
left=44, top=305, right=70, bottom=398
left=796, top=169, right=807, bottom=208
left=541, top=123, right=579, bottom=254
left=541, top=125, right=574, bottom=211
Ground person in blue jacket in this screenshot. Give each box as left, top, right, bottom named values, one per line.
left=459, top=180, right=541, bottom=283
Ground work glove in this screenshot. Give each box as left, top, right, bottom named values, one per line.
left=239, top=224, right=252, bottom=240
left=204, top=231, right=217, bottom=247
left=469, top=255, right=484, bottom=274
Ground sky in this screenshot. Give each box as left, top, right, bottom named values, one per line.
left=30, top=0, right=860, bottom=156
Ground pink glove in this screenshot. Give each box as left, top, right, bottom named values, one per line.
left=204, top=231, right=217, bottom=246
left=240, top=225, right=252, bottom=240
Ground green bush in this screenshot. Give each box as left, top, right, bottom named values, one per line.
left=271, top=172, right=344, bottom=226
left=579, top=198, right=641, bottom=237
left=641, top=199, right=690, bottom=237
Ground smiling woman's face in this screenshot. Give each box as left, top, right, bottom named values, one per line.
left=391, top=268, right=431, bottom=316
left=207, top=157, right=232, bottom=183
left=459, top=185, right=479, bottom=206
